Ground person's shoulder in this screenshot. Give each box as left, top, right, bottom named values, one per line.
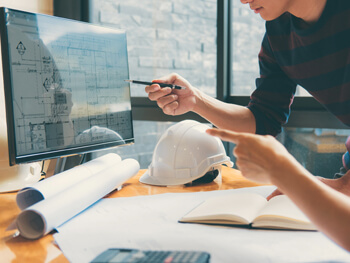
left=331, top=0, right=350, bottom=9
left=265, top=13, right=291, bottom=36
left=324, top=0, right=350, bottom=17
left=265, top=0, right=350, bottom=35
left=319, top=0, right=350, bottom=21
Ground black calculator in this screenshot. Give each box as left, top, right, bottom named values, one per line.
left=90, top=248, right=210, bottom=263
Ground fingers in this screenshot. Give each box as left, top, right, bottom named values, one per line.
left=163, top=101, right=179, bottom=116
left=143, top=82, right=179, bottom=115
left=145, top=83, right=161, bottom=94
left=266, top=189, right=283, bottom=200
left=206, top=128, right=242, bottom=144
left=145, top=73, right=180, bottom=100
left=146, top=85, right=172, bottom=101
left=207, top=128, right=253, bottom=161
left=145, top=73, right=183, bottom=115
left=157, top=94, right=178, bottom=109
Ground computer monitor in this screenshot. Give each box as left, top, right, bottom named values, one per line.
left=0, top=7, right=134, bottom=166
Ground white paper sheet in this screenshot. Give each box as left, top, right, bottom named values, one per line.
left=54, top=186, right=350, bottom=263
left=15, top=157, right=139, bottom=239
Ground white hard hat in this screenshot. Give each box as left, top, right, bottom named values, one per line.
left=139, top=120, right=233, bottom=186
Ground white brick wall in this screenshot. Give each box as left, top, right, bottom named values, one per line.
left=92, top=0, right=217, bottom=98
left=91, top=1, right=266, bottom=168
left=92, top=0, right=217, bottom=168
left=231, top=1, right=265, bottom=94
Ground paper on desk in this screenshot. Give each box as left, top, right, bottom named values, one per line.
left=14, top=157, right=139, bottom=239
left=16, top=153, right=122, bottom=210
left=54, top=186, right=350, bottom=263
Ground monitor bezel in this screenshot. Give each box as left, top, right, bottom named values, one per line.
left=0, top=7, right=134, bottom=166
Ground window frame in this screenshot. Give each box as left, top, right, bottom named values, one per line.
left=54, top=0, right=349, bottom=130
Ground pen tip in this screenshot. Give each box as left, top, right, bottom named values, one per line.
left=124, top=79, right=131, bottom=82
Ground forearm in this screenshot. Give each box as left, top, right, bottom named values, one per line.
left=272, top=160, right=350, bottom=251
left=193, top=91, right=256, bottom=133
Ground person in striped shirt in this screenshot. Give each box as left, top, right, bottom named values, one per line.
left=146, top=0, right=350, bottom=252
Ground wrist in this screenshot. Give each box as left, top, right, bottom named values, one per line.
left=269, top=155, right=311, bottom=188
left=192, top=88, right=206, bottom=114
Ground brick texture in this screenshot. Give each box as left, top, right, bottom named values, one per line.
left=92, top=0, right=218, bottom=168
left=91, top=0, right=265, bottom=168
left=92, top=0, right=217, bottom=98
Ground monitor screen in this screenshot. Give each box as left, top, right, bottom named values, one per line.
left=0, top=8, right=134, bottom=165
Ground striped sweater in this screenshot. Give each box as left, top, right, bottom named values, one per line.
left=247, top=0, right=350, bottom=136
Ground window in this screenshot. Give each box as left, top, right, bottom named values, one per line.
left=55, top=0, right=349, bottom=173
left=231, top=0, right=264, bottom=96
left=83, top=0, right=217, bottom=167
left=230, top=0, right=310, bottom=97
left=91, top=0, right=218, bottom=98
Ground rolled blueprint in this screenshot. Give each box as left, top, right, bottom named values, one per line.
left=15, top=158, right=140, bottom=239
left=16, top=153, right=122, bottom=210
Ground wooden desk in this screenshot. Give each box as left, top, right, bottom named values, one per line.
left=0, top=166, right=261, bottom=262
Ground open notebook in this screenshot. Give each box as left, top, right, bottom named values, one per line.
left=179, top=192, right=316, bottom=231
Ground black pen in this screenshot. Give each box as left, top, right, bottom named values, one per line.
left=125, top=79, right=185, bottom=90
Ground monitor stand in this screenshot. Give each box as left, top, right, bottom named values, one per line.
left=0, top=154, right=85, bottom=193
left=0, top=160, right=41, bottom=193
left=54, top=154, right=85, bottom=174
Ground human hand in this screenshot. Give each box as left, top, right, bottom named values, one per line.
left=206, top=128, right=296, bottom=185
left=267, top=170, right=350, bottom=200
left=266, top=188, right=284, bottom=200
left=145, top=73, right=198, bottom=116
left=316, top=172, right=350, bottom=197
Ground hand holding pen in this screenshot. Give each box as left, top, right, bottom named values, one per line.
left=125, top=79, right=186, bottom=90
left=143, top=73, right=196, bottom=116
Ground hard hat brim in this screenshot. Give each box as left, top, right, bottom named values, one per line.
left=139, top=169, right=195, bottom=186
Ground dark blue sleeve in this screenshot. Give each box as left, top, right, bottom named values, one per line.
left=247, top=33, right=297, bottom=136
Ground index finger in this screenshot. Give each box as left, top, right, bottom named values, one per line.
left=145, top=83, right=162, bottom=93
left=206, top=128, right=242, bottom=144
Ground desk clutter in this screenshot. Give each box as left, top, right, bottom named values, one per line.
left=7, top=153, right=139, bottom=239
left=53, top=186, right=350, bottom=263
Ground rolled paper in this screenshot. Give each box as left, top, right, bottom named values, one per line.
left=16, top=153, right=122, bottom=210
left=15, top=158, right=139, bottom=239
